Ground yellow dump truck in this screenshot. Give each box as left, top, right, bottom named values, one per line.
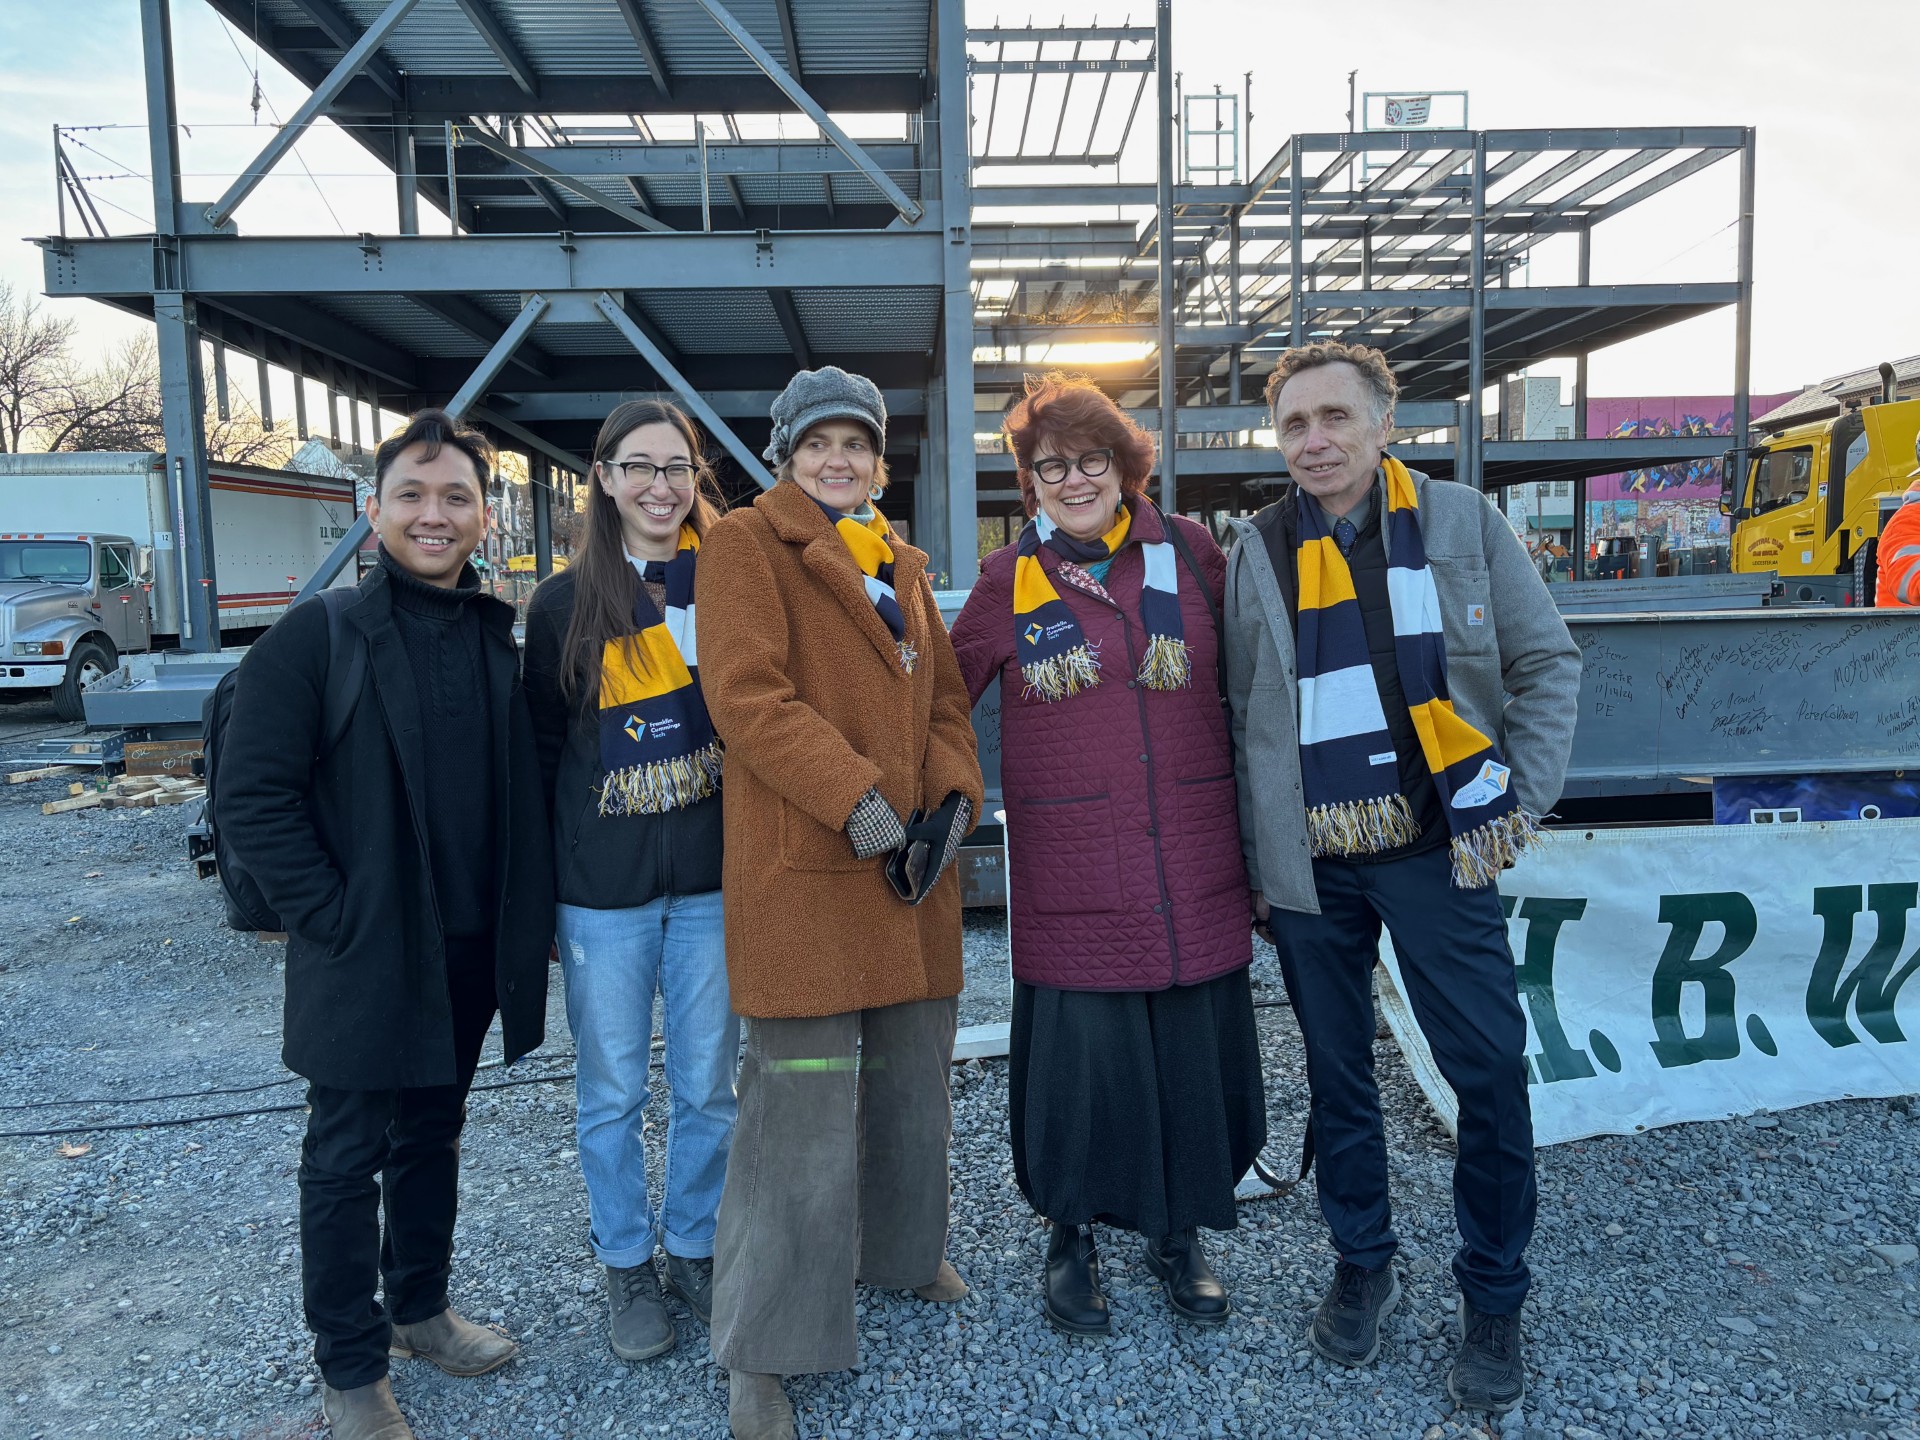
left=1723, top=379, right=1920, bottom=602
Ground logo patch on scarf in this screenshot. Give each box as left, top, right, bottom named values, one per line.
left=1023, top=621, right=1045, bottom=646
left=1452, top=759, right=1512, bottom=810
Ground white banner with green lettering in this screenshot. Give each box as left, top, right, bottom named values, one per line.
left=1377, top=819, right=1920, bottom=1148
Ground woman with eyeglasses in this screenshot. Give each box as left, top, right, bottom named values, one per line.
left=523, top=398, right=738, bottom=1365
left=949, top=374, right=1265, bottom=1338
left=693, top=367, right=984, bottom=1440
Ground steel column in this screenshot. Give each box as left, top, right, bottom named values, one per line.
left=395, top=110, right=420, bottom=234
left=532, top=457, right=553, bottom=579
left=207, top=0, right=425, bottom=229
left=594, top=292, right=776, bottom=489
left=1572, top=221, right=1591, bottom=581
left=687, top=0, right=923, bottom=224
left=155, top=293, right=221, bottom=649
left=1155, top=0, right=1176, bottom=513
left=140, top=0, right=183, bottom=234
left=935, top=0, right=975, bottom=585
left=1466, top=134, right=1488, bottom=491
left=1287, top=136, right=1305, bottom=346
left=1731, top=128, right=1755, bottom=509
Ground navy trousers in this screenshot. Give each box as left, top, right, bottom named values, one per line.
left=1269, top=845, right=1536, bottom=1314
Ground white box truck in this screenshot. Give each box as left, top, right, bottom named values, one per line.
left=0, top=453, right=358, bottom=718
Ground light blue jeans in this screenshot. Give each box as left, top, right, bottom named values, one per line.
left=557, top=891, right=739, bottom=1267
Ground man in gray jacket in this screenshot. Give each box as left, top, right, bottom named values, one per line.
left=1225, top=342, right=1580, bottom=1414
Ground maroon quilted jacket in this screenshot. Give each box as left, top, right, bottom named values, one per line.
left=951, top=507, right=1252, bottom=992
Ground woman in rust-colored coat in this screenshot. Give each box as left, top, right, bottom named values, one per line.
left=693, top=366, right=984, bottom=1440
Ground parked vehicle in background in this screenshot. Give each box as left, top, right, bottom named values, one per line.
left=1723, top=375, right=1920, bottom=604
left=0, top=453, right=357, bottom=719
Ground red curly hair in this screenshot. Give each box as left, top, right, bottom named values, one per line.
left=1002, top=373, right=1156, bottom=517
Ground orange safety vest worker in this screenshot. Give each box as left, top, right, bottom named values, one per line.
left=1879, top=479, right=1920, bottom=608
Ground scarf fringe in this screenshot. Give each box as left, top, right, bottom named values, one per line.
left=1306, top=794, right=1423, bottom=858
left=897, top=639, right=919, bottom=675
left=1021, top=641, right=1102, bottom=702
left=598, top=739, right=724, bottom=817
left=1449, top=808, right=1545, bottom=889
left=1136, top=634, right=1192, bottom=691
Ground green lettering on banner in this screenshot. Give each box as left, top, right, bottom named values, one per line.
left=1649, top=892, right=1757, bottom=1069
left=1807, top=883, right=1920, bottom=1048
left=1503, top=895, right=1604, bottom=1083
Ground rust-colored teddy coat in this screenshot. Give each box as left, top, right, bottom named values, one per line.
left=694, top=480, right=985, bottom=1020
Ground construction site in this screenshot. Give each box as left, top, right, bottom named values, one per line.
left=2, top=2, right=1918, bottom=1439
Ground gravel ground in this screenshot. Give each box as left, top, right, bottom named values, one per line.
left=3, top=697, right=1919, bottom=1440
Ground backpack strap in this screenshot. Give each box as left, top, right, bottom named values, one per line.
left=1161, top=513, right=1228, bottom=706
left=317, top=587, right=365, bottom=757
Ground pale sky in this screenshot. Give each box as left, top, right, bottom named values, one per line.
left=2, top=0, right=1914, bottom=414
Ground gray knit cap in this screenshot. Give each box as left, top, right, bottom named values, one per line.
left=762, top=366, right=887, bottom=468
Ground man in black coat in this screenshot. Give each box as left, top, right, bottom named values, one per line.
left=221, top=409, right=554, bottom=1440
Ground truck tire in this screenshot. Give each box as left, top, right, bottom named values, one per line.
left=1854, top=538, right=1879, bottom=608
left=51, top=640, right=116, bottom=722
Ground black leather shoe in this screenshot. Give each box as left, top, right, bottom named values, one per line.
left=1042, top=1223, right=1110, bottom=1336
left=1142, top=1228, right=1231, bottom=1324
left=1448, top=1297, right=1527, bottom=1413
left=1310, top=1260, right=1400, bottom=1366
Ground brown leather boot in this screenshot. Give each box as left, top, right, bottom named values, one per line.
left=727, top=1370, right=795, bottom=1440
left=388, top=1308, right=516, bottom=1376
left=911, top=1258, right=969, bottom=1303
left=320, top=1376, right=415, bottom=1440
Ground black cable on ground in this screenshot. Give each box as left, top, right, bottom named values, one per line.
left=0, top=1069, right=582, bottom=1141
left=0, top=1076, right=302, bottom=1111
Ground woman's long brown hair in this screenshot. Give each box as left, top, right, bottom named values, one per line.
left=550, top=398, right=726, bottom=712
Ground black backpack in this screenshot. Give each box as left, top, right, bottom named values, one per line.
left=199, top=587, right=366, bottom=933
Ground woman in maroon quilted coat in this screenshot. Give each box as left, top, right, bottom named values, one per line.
left=949, top=375, right=1265, bottom=1337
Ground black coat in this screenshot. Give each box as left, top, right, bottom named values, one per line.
left=220, top=564, right=553, bottom=1090
left=523, top=568, right=724, bottom=909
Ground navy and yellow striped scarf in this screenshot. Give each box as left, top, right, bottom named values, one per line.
left=1012, top=501, right=1188, bottom=702
left=1294, top=457, right=1541, bottom=887
left=818, top=495, right=917, bottom=673
left=597, top=524, right=722, bottom=815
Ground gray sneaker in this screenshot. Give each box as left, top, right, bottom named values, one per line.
left=663, top=1253, right=715, bottom=1326
left=1310, top=1260, right=1401, bottom=1367
left=606, top=1262, right=675, bottom=1361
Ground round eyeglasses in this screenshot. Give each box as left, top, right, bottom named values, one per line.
left=1033, top=448, right=1114, bottom=485
left=604, top=460, right=697, bottom=492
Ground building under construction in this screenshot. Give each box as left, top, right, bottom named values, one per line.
left=37, top=0, right=1754, bottom=644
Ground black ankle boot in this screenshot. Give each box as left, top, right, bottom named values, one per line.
left=1142, top=1227, right=1231, bottom=1324
left=1042, top=1222, right=1110, bottom=1336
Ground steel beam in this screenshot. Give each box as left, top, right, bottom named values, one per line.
left=532, top=457, right=553, bottom=578
left=770, top=0, right=803, bottom=83
left=414, top=294, right=553, bottom=380
left=611, top=0, right=673, bottom=96
left=447, top=294, right=552, bottom=416
left=491, top=389, right=928, bottom=421
left=1466, top=136, right=1487, bottom=491
left=595, top=292, right=776, bottom=489
left=276, top=0, right=405, bottom=100
left=42, top=233, right=945, bottom=295
left=688, top=0, right=924, bottom=225
left=451, top=0, right=538, bottom=97
left=468, top=404, right=590, bottom=474
left=155, top=294, right=221, bottom=647
left=206, top=0, right=424, bottom=230
left=768, top=289, right=812, bottom=368
left=209, top=296, right=417, bottom=388
left=141, top=0, right=184, bottom=237
left=1732, top=129, right=1756, bottom=511
left=456, top=126, right=672, bottom=232
left=1573, top=222, right=1590, bottom=581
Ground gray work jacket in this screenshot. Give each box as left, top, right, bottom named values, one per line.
left=1223, top=465, right=1583, bottom=916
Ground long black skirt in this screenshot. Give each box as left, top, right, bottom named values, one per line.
left=1009, top=967, right=1267, bottom=1237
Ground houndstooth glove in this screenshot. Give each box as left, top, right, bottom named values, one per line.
left=846, top=786, right=907, bottom=859
left=938, top=795, right=975, bottom=874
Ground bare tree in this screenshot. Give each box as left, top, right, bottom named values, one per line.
left=42, top=331, right=165, bottom=453
left=0, top=282, right=79, bottom=452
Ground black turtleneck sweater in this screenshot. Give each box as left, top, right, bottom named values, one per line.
left=381, top=549, right=498, bottom=938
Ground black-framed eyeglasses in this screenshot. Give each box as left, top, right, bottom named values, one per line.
left=604, top=460, right=697, bottom=492
left=1033, top=449, right=1114, bottom=485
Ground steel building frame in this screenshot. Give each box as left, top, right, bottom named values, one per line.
left=37, top=1, right=1753, bottom=648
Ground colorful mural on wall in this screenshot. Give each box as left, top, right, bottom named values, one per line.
left=1586, top=394, right=1796, bottom=500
